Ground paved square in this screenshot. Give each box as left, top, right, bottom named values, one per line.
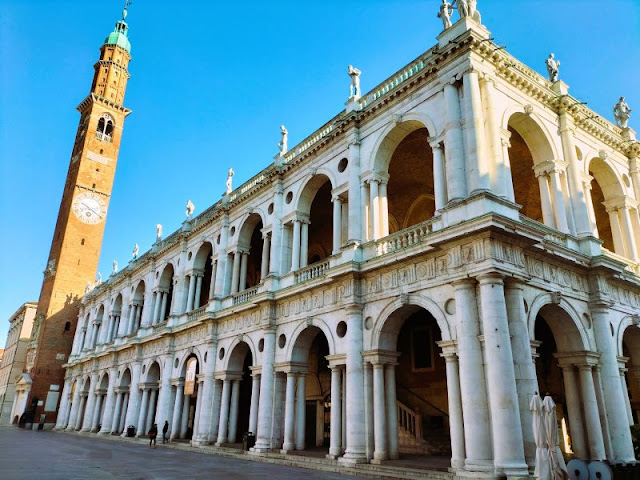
left=0, top=428, right=370, bottom=480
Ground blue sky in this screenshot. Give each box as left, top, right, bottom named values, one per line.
left=1, top=0, right=639, bottom=343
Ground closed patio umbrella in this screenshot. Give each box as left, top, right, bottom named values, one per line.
left=543, top=394, right=568, bottom=480
left=531, top=392, right=551, bottom=480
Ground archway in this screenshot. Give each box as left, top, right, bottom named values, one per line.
left=141, top=362, right=161, bottom=436
left=131, top=281, right=146, bottom=333
left=622, top=325, right=640, bottom=424
left=112, top=368, right=131, bottom=434
left=237, top=214, right=264, bottom=289
left=295, top=174, right=333, bottom=268
left=374, top=305, right=449, bottom=461
left=93, top=373, right=109, bottom=432
left=507, top=113, right=555, bottom=225
left=75, top=377, right=91, bottom=430
left=156, top=264, right=174, bottom=324
left=193, top=243, right=213, bottom=307
left=588, top=157, right=625, bottom=254
left=217, top=342, right=253, bottom=445
left=110, top=294, right=123, bottom=341
left=172, top=356, right=198, bottom=440
left=532, top=303, right=593, bottom=460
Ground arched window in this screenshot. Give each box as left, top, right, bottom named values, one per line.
left=96, top=114, right=115, bottom=142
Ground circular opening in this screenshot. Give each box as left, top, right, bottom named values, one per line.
left=230, top=226, right=236, bottom=236
left=174, top=358, right=179, bottom=368
left=623, top=174, right=631, bottom=188
left=445, top=299, right=456, bottom=315
left=204, top=351, right=208, bottom=363
left=285, top=191, right=293, bottom=204
left=268, top=203, right=274, bottom=215
left=188, top=252, right=193, bottom=261
left=258, top=338, right=264, bottom=352
left=336, top=321, right=347, bottom=338
left=219, top=347, right=225, bottom=360
left=217, top=234, right=221, bottom=245
left=278, top=334, right=286, bottom=349
left=364, top=316, right=373, bottom=330
left=337, top=158, right=348, bottom=172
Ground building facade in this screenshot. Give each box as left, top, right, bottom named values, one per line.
left=58, top=7, right=639, bottom=479
left=23, top=7, right=132, bottom=426
left=0, top=302, right=36, bottom=425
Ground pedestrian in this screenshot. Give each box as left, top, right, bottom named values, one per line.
left=148, top=423, right=158, bottom=448
left=162, top=420, right=169, bottom=444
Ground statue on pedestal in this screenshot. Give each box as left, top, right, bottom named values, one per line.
left=226, top=167, right=234, bottom=194
left=348, top=65, right=361, bottom=99
left=545, top=53, right=560, bottom=82
left=85, top=282, right=93, bottom=294
left=438, top=0, right=454, bottom=29
left=132, top=243, right=139, bottom=259
left=454, top=0, right=469, bottom=17
left=156, top=224, right=163, bottom=243
left=278, top=125, right=288, bottom=154
left=186, top=199, right=195, bottom=219
left=112, top=260, right=118, bottom=275
left=613, top=97, right=632, bottom=128
left=96, top=272, right=102, bottom=284
left=452, top=0, right=481, bottom=23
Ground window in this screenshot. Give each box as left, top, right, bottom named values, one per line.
left=410, top=326, right=434, bottom=371
left=96, top=114, right=114, bottom=142
left=64, top=322, right=71, bottom=332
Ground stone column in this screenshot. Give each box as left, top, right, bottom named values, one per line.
left=559, top=364, right=587, bottom=459
left=584, top=180, right=599, bottom=236
left=578, top=364, right=606, bottom=460
left=208, top=259, right=217, bottom=300
left=441, top=349, right=465, bottom=470
left=291, top=220, right=301, bottom=272
left=593, top=366, right=613, bottom=459
left=347, top=133, right=363, bottom=243
left=372, top=363, right=387, bottom=461
left=194, top=274, right=203, bottom=308
left=620, top=368, right=634, bottom=426
left=430, top=141, right=447, bottom=211
left=152, top=291, right=161, bottom=325
left=122, top=364, right=141, bottom=435
left=362, top=181, right=371, bottom=241
left=146, top=389, right=158, bottom=432
left=239, top=253, right=249, bottom=292
left=295, top=373, right=306, bottom=451
left=549, top=169, right=570, bottom=233
left=328, top=365, right=342, bottom=458
left=185, top=275, right=196, bottom=311
left=480, top=77, right=504, bottom=196
left=300, top=221, right=309, bottom=268
left=98, top=372, right=117, bottom=434
left=227, top=380, right=241, bottom=443
left=119, top=392, right=129, bottom=432
left=90, top=322, right=99, bottom=348
left=209, top=380, right=222, bottom=442
left=504, top=281, right=538, bottom=465
left=254, top=329, right=276, bottom=451
left=213, top=214, right=230, bottom=297
left=385, top=363, right=399, bottom=460
left=269, top=180, right=284, bottom=276
left=194, top=344, right=217, bottom=444
left=110, top=392, right=123, bottom=433
left=261, top=233, right=270, bottom=280
left=332, top=196, right=343, bottom=254
left=590, top=304, right=636, bottom=461
left=620, top=206, right=639, bottom=260
left=55, top=379, right=73, bottom=430
left=192, top=381, right=204, bottom=439
left=81, top=374, right=98, bottom=432
left=249, top=373, right=260, bottom=434
left=179, top=394, right=191, bottom=438
left=216, top=379, right=231, bottom=445
left=463, top=70, right=489, bottom=193
left=478, top=273, right=527, bottom=475
left=230, top=252, right=241, bottom=295
left=443, top=81, right=467, bottom=201
left=369, top=179, right=380, bottom=240
left=452, top=280, right=492, bottom=471
left=364, top=363, right=374, bottom=461
left=282, top=372, right=296, bottom=451
left=75, top=395, right=87, bottom=430
left=608, top=208, right=626, bottom=255
left=159, top=292, right=168, bottom=323
left=136, top=388, right=149, bottom=436
left=134, top=305, right=142, bottom=332
left=170, top=383, right=184, bottom=440
left=341, top=305, right=366, bottom=464
left=379, top=180, right=389, bottom=237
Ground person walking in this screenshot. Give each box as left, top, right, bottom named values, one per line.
left=148, top=423, right=158, bottom=448
left=162, top=420, right=169, bottom=444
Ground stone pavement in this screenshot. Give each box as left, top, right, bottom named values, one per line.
left=0, top=427, right=370, bottom=480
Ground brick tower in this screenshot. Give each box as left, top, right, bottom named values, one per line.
left=24, top=5, right=133, bottom=426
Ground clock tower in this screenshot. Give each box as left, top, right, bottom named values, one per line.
left=24, top=5, right=133, bottom=425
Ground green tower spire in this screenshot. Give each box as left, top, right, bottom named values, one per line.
left=103, top=1, right=132, bottom=53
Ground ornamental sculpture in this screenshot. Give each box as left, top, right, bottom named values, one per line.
left=112, top=260, right=118, bottom=275
left=278, top=125, right=288, bottom=154
left=613, top=97, right=631, bottom=128
left=132, top=243, right=139, bottom=259
left=226, top=167, right=235, bottom=194
left=156, top=224, right=163, bottom=242
left=186, top=199, right=195, bottom=219
left=438, top=0, right=454, bottom=29
left=545, top=53, right=560, bottom=82
left=348, top=65, right=361, bottom=99
left=452, top=0, right=480, bottom=22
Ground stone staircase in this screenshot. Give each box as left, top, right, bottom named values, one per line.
left=397, top=400, right=451, bottom=457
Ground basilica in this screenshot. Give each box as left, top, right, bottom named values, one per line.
left=54, top=2, right=640, bottom=479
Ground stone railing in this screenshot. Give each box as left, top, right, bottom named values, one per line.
left=295, top=259, right=331, bottom=284
left=519, top=215, right=569, bottom=248
left=95, top=131, right=112, bottom=142
left=187, top=305, right=206, bottom=322
left=363, top=219, right=435, bottom=260
left=283, top=120, right=339, bottom=164
left=602, top=248, right=640, bottom=275
left=232, top=287, right=259, bottom=306
left=397, top=400, right=422, bottom=447
left=361, top=56, right=428, bottom=108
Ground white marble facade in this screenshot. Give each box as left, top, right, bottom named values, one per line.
left=57, top=15, right=640, bottom=478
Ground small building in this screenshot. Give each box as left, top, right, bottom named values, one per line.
left=0, top=302, right=37, bottom=425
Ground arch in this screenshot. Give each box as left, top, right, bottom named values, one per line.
left=119, top=367, right=132, bottom=389
left=236, top=213, right=263, bottom=250
left=98, top=372, right=109, bottom=390
left=96, top=113, right=115, bottom=142
left=112, top=293, right=123, bottom=314
left=371, top=294, right=453, bottom=351
left=286, top=318, right=337, bottom=362
left=371, top=118, right=433, bottom=174
left=527, top=293, right=591, bottom=352
left=177, top=349, right=203, bottom=378
left=157, top=263, right=175, bottom=289
left=224, top=338, right=255, bottom=372
left=588, top=157, right=625, bottom=200
left=132, top=280, right=146, bottom=302
left=145, top=361, right=161, bottom=384
left=295, top=173, right=334, bottom=215
left=193, top=242, right=214, bottom=270
left=80, top=376, right=91, bottom=393
left=500, top=107, right=559, bottom=160
left=617, top=317, right=640, bottom=356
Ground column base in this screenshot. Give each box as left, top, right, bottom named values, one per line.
left=464, top=459, right=495, bottom=472
left=97, top=429, right=110, bottom=435
left=497, top=462, right=529, bottom=477
left=192, top=435, right=210, bottom=447
left=249, top=446, right=272, bottom=455
left=338, top=451, right=368, bottom=465
left=214, top=441, right=226, bottom=447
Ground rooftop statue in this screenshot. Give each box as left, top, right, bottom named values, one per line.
left=112, top=260, right=119, bottom=275
left=186, top=199, right=195, bottom=219
left=278, top=125, right=289, bottom=154
left=226, top=167, right=235, bottom=194
left=348, top=65, right=361, bottom=99
left=545, top=53, right=560, bottom=82
left=452, top=0, right=480, bottom=22
left=156, top=224, right=163, bottom=242
left=96, top=272, right=102, bottom=284
left=613, top=97, right=632, bottom=129
left=438, top=0, right=454, bottom=29
left=132, top=243, right=139, bottom=259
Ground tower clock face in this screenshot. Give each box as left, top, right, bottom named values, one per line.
left=72, top=191, right=107, bottom=224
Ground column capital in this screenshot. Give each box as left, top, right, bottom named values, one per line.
left=345, top=303, right=364, bottom=316
left=476, top=272, right=505, bottom=285
left=452, top=277, right=476, bottom=289
left=436, top=339, right=458, bottom=358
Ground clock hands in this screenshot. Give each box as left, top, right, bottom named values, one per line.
left=83, top=203, right=103, bottom=219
